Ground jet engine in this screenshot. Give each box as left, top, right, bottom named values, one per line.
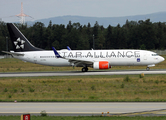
left=93, top=61, right=110, bottom=69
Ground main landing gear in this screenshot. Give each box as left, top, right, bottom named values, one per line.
left=146, top=67, right=150, bottom=71
left=82, top=67, right=88, bottom=72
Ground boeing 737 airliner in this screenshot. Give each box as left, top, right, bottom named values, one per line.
left=2, top=23, right=165, bottom=72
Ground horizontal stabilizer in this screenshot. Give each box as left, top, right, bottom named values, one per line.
left=2, top=51, right=24, bottom=56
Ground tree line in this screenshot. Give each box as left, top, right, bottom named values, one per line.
left=0, top=19, right=166, bottom=54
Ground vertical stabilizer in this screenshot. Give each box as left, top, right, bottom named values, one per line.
left=7, top=23, right=43, bottom=52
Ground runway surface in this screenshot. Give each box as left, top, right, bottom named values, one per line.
left=0, top=102, right=166, bottom=116
left=0, top=70, right=166, bottom=77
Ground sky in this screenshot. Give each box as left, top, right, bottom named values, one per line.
left=1, top=0, right=166, bottom=23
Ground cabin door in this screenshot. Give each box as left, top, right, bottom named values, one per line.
left=33, top=54, right=37, bottom=64
left=143, top=52, right=147, bottom=60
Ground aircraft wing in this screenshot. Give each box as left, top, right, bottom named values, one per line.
left=68, top=58, right=93, bottom=67
left=2, top=51, right=24, bottom=56
left=52, top=47, right=93, bottom=67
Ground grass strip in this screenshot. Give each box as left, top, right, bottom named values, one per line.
left=0, top=74, right=166, bottom=102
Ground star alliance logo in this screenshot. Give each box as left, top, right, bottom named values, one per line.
left=14, top=38, right=25, bottom=49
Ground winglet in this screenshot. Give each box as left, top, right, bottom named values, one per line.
left=67, top=46, right=71, bottom=50
left=52, top=47, right=62, bottom=58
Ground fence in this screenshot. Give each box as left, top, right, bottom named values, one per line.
left=151, top=50, right=166, bottom=55
left=0, top=55, right=4, bottom=59
left=0, top=55, right=12, bottom=59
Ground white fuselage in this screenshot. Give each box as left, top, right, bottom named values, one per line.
left=12, top=49, right=164, bottom=68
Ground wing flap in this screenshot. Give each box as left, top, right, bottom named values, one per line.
left=69, top=59, right=93, bottom=67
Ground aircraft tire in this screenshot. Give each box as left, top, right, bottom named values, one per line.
left=82, top=68, right=86, bottom=72
left=82, top=67, right=88, bottom=72
left=85, top=67, right=88, bottom=72
left=146, top=67, right=150, bottom=71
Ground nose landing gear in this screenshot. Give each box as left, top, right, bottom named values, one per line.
left=146, top=64, right=155, bottom=71
left=146, top=67, right=150, bottom=71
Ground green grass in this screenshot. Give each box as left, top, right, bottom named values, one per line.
left=1, top=75, right=166, bottom=102
left=1, top=116, right=166, bottom=120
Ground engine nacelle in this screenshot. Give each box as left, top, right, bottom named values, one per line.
left=93, top=61, right=110, bottom=69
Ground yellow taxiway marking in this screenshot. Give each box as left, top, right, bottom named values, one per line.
left=111, top=109, right=166, bottom=116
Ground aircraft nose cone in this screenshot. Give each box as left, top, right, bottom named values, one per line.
left=160, top=56, right=165, bottom=62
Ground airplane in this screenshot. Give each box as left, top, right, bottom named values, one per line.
left=2, top=23, right=165, bottom=72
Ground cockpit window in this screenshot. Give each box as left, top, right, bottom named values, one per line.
left=152, top=54, right=159, bottom=56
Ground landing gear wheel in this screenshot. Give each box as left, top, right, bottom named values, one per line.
left=82, top=67, right=88, bottom=72
left=82, top=68, right=85, bottom=72
left=85, top=67, right=88, bottom=72
left=146, top=67, right=150, bottom=71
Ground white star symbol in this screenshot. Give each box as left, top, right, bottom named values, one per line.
left=14, top=38, right=25, bottom=49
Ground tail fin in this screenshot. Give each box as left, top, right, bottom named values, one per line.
left=7, top=23, right=43, bottom=52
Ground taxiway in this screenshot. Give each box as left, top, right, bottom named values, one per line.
left=0, top=70, right=166, bottom=77
left=0, top=102, right=166, bottom=116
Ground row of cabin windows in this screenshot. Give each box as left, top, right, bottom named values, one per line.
left=40, top=56, right=56, bottom=58
left=40, top=55, right=137, bottom=58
